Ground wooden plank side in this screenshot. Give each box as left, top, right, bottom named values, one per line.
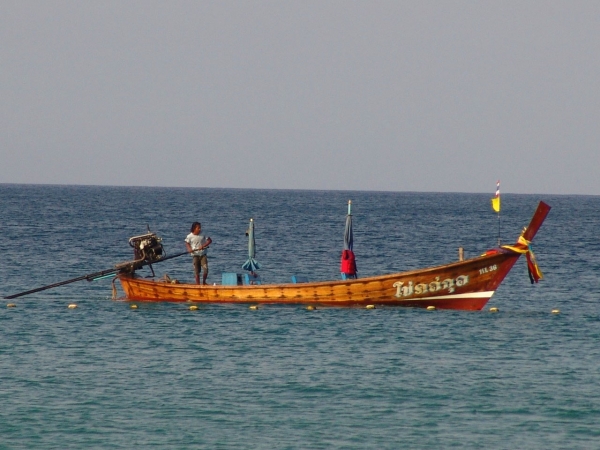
left=117, top=251, right=520, bottom=310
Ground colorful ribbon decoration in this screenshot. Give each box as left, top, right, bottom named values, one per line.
left=502, top=236, right=544, bottom=284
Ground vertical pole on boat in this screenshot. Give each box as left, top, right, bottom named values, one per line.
left=497, top=211, right=501, bottom=247
left=491, top=180, right=501, bottom=247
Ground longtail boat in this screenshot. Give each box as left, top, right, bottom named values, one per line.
left=116, top=201, right=551, bottom=310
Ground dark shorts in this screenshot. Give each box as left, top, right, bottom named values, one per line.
left=192, top=255, right=208, bottom=275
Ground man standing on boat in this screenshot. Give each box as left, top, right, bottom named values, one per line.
left=185, top=222, right=212, bottom=285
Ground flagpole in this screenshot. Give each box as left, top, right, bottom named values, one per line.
left=497, top=210, right=501, bottom=247
left=491, top=180, right=501, bottom=247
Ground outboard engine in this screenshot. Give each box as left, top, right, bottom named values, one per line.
left=128, top=232, right=164, bottom=263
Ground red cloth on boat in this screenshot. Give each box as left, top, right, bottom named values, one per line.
left=340, top=250, right=357, bottom=275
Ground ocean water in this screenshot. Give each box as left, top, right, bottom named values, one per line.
left=1, top=185, right=599, bottom=449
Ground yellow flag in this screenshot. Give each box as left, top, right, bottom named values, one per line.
left=491, top=197, right=500, bottom=212
left=491, top=180, right=500, bottom=212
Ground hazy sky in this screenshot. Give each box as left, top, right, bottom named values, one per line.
left=1, top=1, right=599, bottom=195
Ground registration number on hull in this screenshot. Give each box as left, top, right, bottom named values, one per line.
left=479, top=264, right=498, bottom=275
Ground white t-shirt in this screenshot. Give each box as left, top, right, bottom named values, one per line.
left=185, top=233, right=209, bottom=256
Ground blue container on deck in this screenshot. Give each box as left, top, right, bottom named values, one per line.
left=222, top=273, right=242, bottom=286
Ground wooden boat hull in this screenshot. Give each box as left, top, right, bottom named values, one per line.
left=117, top=251, right=519, bottom=310
left=117, top=202, right=550, bottom=311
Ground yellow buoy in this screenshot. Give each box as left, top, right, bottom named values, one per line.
left=130, top=304, right=138, bottom=309
left=189, top=305, right=199, bottom=311
left=306, top=305, right=316, bottom=311
left=426, top=306, right=436, bottom=311
left=366, top=304, right=375, bottom=309
left=249, top=305, right=258, bottom=310
left=68, top=304, right=78, bottom=309
left=552, top=309, right=560, bottom=314
left=6, top=303, right=16, bottom=308
left=489, top=307, right=499, bottom=313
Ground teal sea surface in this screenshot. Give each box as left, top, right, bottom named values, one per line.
left=1, top=185, right=599, bottom=449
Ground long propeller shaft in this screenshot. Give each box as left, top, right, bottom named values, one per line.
left=4, top=250, right=190, bottom=300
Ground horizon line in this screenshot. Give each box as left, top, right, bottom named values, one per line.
left=0, top=182, right=595, bottom=197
